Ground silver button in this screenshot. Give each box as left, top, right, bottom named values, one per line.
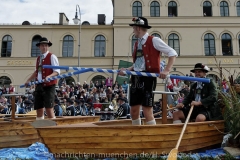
left=149, top=66, right=151, bottom=68
left=147, top=60, right=149, bottom=62
left=146, top=55, right=148, bottom=57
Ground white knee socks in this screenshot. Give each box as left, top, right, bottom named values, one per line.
left=132, top=118, right=141, bottom=125
left=173, top=120, right=182, bottom=124
left=146, top=119, right=156, bottom=125
left=36, top=116, right=44, bottom=120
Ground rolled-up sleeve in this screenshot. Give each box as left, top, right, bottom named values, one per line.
left=152, top=37, right=178, bottom=57
left=50, top=54, right=60, bottom=75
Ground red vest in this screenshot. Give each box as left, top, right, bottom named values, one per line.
left=133, top=36, right=161, bottom=73
left=9, top=87, right=14, bottom=93
left=35, top=53, right=57, bottom=87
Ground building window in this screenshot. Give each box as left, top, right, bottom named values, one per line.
left=131, top=35, right=138, bottom=53
left=94, top=35, right=106, bottom=57
left=238, top=34, right=240, bottom=54
left=237, top=1, right=240, bottom=16
left=204, top=33, right=216, bottom=56
left=62, top=35, right=73, bottom=57
left=168, top=33, right=180, bottom=55
left=203, top=1, right=212, bottom=16
left=92, top=75, right=106, bottom=85
left=132, top=1, right=142, bottom=17
left=221, top=33, right=232, bottom=56
left=220, top=1, right=229, bottom=16
left=150, top=1, right=160, bottom=17
left=168, top=1, right=177, bottom=17
left=31, top=35, right=42, bottom=57
left=0, top=76, right=11, bottom=86
left=151, top=33, right=161, bottom=39
left=1, top=35, right=12, bottom=57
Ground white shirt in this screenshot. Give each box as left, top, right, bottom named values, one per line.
left=134, top=33, right=178, bottom=57
left=133, top=33, right=178, bottom=71
left=36, top=51, right=60, bottom=81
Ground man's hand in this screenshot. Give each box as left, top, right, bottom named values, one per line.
left=176, top=103, right=184, bottom=108
left=24, top=80, right=31, bottom=87
left=191, top=101, right=202, bottom=106
left=159, top=70, right=169, bottom=79
left=118, top=68, right=127, bottom=76
left=45, top=76, right=52, bottom=82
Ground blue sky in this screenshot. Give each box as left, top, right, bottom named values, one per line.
left=0, top=0, right=113, bottom=24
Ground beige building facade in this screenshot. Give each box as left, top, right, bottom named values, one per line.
left=0, top=0, right=240, bottom=100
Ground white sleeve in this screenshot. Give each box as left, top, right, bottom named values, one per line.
left=51, top=54, right=60, bottom=75
left=152, top=37, right=178, bottom=57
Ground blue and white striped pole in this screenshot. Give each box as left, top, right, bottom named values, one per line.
left=20, top=68, right=92, bottom=88
left=43, top=65, right=210, bottom=83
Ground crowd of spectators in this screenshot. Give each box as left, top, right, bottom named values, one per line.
left=0, top=78, right=130, bottom=120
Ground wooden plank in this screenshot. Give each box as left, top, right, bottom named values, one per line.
left=0, top=122, right=33, bottom=130
left=0, top=138, right=41, bottom=148
left=0, top=134, right=40, bottom=143
left=42, top=130, right=222, bottom=144
left=38, top=122, right=224, bottom=137
left=46, top=135, right=222, bottom=149
left=162, top=94, right=167, bottom=124
left=0, top=128, right=38, bottom=136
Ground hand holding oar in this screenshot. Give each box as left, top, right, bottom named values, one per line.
left=153, top=107, right=177, bottom=116
left=167, top=105, right=194, bottom=160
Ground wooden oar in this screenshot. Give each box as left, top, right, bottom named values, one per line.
left=167, top=105, right=194, bottom=160
left=153, top=107, right=177, bottom=116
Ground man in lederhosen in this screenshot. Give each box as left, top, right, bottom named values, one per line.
left=24, top=37, right=60, bottom=120
left=119, top=17, right=177, bottom=125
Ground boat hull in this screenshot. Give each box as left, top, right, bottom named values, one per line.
left=0, top=116, right=100, bottom=149
left=36, top=120, right=224, bottom=156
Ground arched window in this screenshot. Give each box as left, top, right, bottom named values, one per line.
left=221, top=33, right=232, bottom=56
left=94, top=35, right=106, bottom=57
left=150, top=1, right=160, bottom=17
left=168, top=33, right=180, bottom=55
left=1, top=35, right=12, bottom=57
left=132, top=1, right=142, bottom=17
left=220, top=1, right=229, bottom=16
left=238, top=34, right=240, bottom=54
left=0, top=76, right=11, bottom=86
left=237, top=1, right=240, bottom=16
left=31, top=35, right=42, bottom=57
left=151, top=33, right=161, bottom=38
left=62, top=35, right=74, bottom=57
left=204, top=33, right=216, bottom=56
left=168, top=1, right=177, bottom=17
left=131, top=35, right=138, bottom=53
left=92, top=75, right=106, bottom=84
left=203, top=1, right=212, bottom=16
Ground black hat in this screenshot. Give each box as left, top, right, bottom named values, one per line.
left=129, top=17, right=152, bottom=29
left=24, top=100, right=33, bottom=104
left=36, top=37, right=52, bottom=47
left=66, top=98, right=74, bottom=104
left=74, top=99, right=80, bottom=104
left=117, top=97, right=127, bottom=102
left=190, top=63, right=209, bottom=73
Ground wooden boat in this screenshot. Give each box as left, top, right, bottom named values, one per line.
left=36, top=119, right=224, bottom=155
left=0, top=93, right=100, bottom=149
left=0, top=116, right=100, bottom=149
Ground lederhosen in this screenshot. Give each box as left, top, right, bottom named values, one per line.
left=130, top=36, right=160, bottom=107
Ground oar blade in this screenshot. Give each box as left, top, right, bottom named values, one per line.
left=31, top=120, right=57, bottom=128
left=167, top=148, right=178, bottom=160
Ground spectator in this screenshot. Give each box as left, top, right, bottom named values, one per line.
left=121, top=81, right=128, bottom=93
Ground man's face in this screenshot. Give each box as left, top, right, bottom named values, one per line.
left=38, top=43, right=49, bottom=53
left=194, top=70, right=206, bottom=78
left=132, top=26, right=141, bottom=38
